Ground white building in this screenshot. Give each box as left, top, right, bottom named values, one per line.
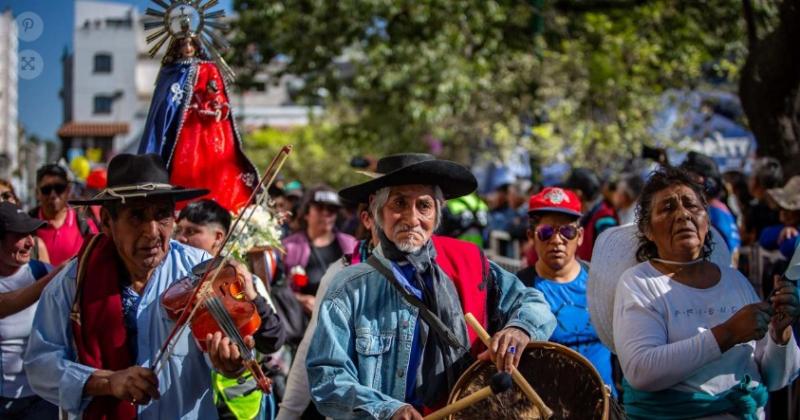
left=60, top=0, right=316, bottom=162
left=58, top=0, right=139, bottom=160
left=0, top=10, right=18, bottom=178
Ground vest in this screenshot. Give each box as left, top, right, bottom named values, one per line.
left=430, top=235, right=491, bottom=356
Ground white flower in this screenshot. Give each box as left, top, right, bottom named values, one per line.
left=225, top=204, right=284, bottom=262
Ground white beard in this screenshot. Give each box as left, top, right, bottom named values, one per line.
left=396, top=240, right=422, bottom=253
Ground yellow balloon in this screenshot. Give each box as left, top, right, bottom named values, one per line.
left=70, top=156, right=90, bottom=180
left=86, top=148, right=103, bottom=163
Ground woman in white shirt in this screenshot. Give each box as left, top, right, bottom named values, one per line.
left=613, top=166, right=800, bottom=419
left=0, top=202, right=58, bottom=419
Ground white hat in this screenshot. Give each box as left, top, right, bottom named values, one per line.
left=587, top=223, right=732, bottom=353
left=784, top=244, right=800, bottom=281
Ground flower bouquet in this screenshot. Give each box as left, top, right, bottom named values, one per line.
left=227, top=204, right=285, bottom=264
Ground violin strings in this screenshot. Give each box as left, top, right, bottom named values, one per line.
left=206, top=297, right=237, bottom=344
left=206, top=296, right=254, bottom=361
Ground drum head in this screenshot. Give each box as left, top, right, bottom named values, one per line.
left=448, top=342, right=608, bottom=419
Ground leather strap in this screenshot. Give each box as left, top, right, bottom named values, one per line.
left=366, top=255, right=468, bottom=353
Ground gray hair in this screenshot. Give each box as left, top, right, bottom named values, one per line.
left=370, top=185, right=444, bottom=231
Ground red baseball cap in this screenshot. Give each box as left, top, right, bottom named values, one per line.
left=528, top=187, right=582, bottom=218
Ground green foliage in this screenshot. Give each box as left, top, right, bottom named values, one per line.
left=244, top=125, right=367, bottom=188
left=233, top=0, right=748, bottom=170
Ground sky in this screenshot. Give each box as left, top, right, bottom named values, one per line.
left=1, top=0, right=233, bottom=142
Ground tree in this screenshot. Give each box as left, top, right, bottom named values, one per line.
left=231, top=0, right=746, bottom=170
left=245, top=125, right=369, bottom=188
left=739, top=0, right=800, bottom=174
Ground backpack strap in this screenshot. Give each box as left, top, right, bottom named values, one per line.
left=29, top=259, right=49, bottom=281
left=31, top=237, right=40, bottom=261
left=366, top=255, right=469, bottom=354
left=76, top=211, right=91, bottom=238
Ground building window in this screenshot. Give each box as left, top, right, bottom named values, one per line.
left=94, top=53, right=112, bottom=73
left=93, top=95, right=113, bottom=114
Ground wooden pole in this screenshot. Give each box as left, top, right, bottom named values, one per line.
left=464, top=312, right=553, bottom=418
left=423, top=386, right=494, bottom=420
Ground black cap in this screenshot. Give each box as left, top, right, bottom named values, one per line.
left=0, top=202, right=46, bottom=235
left=564, top=168, right=601, bottom=202
left=680, top=151, right=720, bottom=181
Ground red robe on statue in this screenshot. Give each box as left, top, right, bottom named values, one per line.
left=169, top=62, right=256, bottom=211
left=139, top=58, right=257, bottom=212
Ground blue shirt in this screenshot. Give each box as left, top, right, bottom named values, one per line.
left=390, top=262, right=428, bottom=409
left=758, top=224, right=800, bottom=260
left=529, top=267, right=615, bottom=394
left=24, top=241, right=218, bottom=419
left=709, top=200, right=740, bottom=253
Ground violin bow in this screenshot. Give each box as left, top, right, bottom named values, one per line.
left=150, top=145, right=293, bottom=376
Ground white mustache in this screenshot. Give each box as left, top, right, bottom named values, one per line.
left=394, top=224, right=425, bottom=237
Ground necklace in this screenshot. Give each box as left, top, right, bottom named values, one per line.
left=651, top=257, right=703, bottom=266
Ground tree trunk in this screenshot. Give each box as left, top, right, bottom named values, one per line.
left=739, top=0, right=800, bottom=175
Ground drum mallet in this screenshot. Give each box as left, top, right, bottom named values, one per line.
left=464, top=312, right=554, bottom=419
left=423, top=372, right=513, bottom=420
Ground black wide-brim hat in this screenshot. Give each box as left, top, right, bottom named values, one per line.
left=339, top=153, right=477, bottom=203
left=69, top=153, right=209, bottom=206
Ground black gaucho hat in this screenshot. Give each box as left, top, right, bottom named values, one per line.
left=69, top=153, right=209, bottom=206
left=339, top=153, right=477, bottom=203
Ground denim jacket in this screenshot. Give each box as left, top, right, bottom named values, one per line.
left=307, top=250, right=556, bottom=419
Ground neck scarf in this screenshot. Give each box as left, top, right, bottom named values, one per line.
left=71, top=234, right=136, bottom=420
left=378, top=230, right=472, bottom=408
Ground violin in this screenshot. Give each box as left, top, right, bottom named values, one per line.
left=161, top=259, right=260, bottom=351
left=160, top=258, right=270, bottom=391
left=150, top=145, right=292, bottom=393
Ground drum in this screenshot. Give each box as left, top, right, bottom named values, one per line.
left=447, top=341, right=609, bottom=419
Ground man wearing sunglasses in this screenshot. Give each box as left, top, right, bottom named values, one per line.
left=32, top=164, right=97, bottom=265
left=516, top=187, right=615, bottom=394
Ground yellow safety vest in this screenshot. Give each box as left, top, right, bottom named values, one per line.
left=212, top=371, right=263, bottom=419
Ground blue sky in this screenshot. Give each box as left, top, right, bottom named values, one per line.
left=2, top=0, right=233, bottom=142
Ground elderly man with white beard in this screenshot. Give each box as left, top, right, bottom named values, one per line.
left=306, top=154, right=556, bottom=420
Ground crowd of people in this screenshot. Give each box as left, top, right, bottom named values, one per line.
left=0, top=147, right=799, bottom=420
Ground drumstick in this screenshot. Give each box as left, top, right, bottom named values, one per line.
left=424, top=372, right=512, bottom=420
left=464, top=312, right=554, bottom=419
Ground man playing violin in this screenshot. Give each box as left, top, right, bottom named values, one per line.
left=306, top=154, right=557, bottom=420
left=24, top=154, right=261, bottom=420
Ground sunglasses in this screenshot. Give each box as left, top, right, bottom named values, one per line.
left=39, top=183, right=68, bottom=196
left=535, top=223, right=579, bottom=242
left=0, top=191, right=14, bottom=202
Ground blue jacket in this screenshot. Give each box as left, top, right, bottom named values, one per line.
left=306, top=249, right=556, bottom=419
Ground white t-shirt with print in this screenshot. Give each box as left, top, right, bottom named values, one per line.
left=613, top=261, right=800, bottom=419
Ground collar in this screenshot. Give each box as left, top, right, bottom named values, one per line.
left=40, top=207, right=75, bottom=228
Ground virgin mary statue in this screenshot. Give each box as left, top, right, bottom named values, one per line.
left=139, top=1, right=257, bottom=211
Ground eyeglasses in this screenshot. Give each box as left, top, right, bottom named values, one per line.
left=0, top=191, right=14, bottom=202
left=535, top=223, right=579, bottom=242
left=39, top=183, right=68, bottom=196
